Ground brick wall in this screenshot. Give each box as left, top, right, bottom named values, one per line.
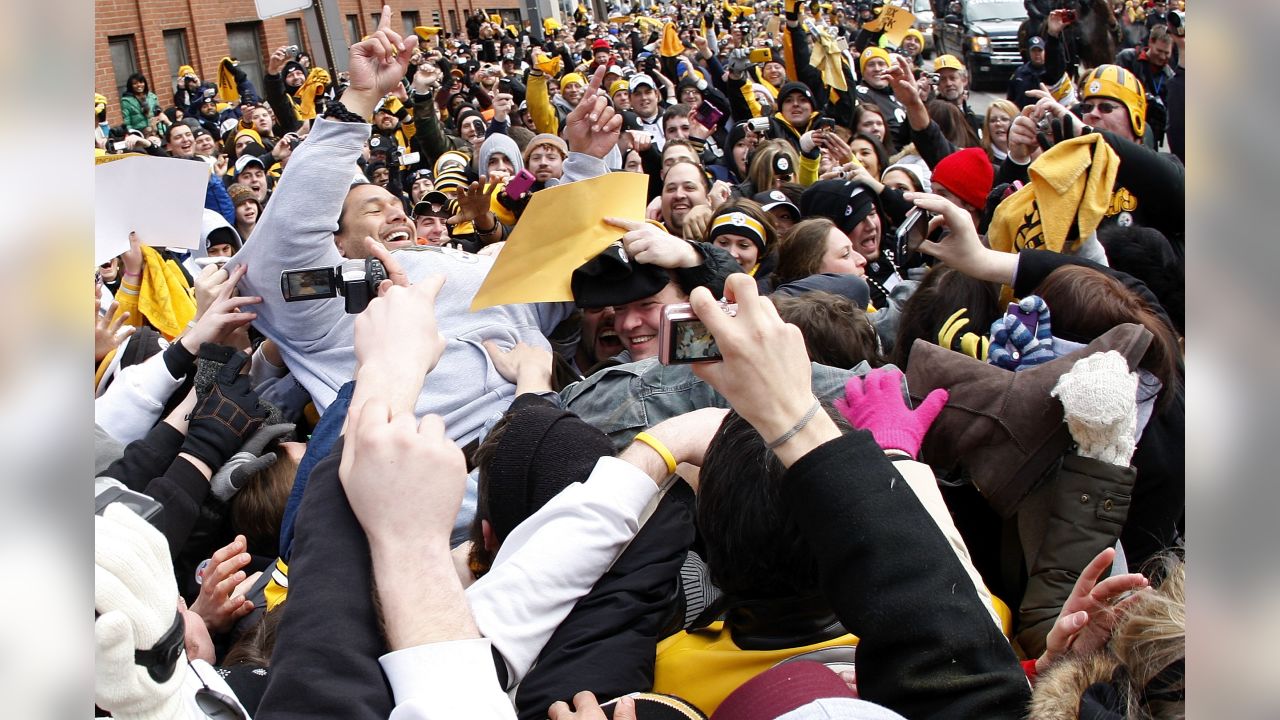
left=96, top=0, right=522, bottom=126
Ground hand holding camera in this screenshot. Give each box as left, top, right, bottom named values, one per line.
left=687, top=275, right=840, bottom=465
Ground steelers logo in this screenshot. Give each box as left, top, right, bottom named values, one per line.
left=1089, top=80, right=1101, bottom=94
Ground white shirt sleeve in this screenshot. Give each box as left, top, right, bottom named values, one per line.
left=95, top=350, right=184, bottom=445
left=465, top=456, right=660, bottom=689
left=381, top=639, right=516, bottom=720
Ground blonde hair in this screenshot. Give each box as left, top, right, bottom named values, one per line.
left=747, top=139, right=800, bottom=193
left=1112, top=556, right=1185, bottom=719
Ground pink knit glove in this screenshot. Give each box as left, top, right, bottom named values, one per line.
left=834, top=368, right=949, bottom=459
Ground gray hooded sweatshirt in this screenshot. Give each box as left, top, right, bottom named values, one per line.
left=229, top=118, right=593, bottom=446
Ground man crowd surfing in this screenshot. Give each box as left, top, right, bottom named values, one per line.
left=93, top=0, right=1185, bottom=717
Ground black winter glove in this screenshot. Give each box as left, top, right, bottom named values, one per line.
left=180, top=344, right=267, bottom=471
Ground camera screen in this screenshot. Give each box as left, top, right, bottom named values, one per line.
left=283, top=269, right=336, bottom=300
left=670, top=319, right=722, bottom=363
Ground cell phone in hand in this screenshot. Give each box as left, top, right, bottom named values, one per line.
left=1007, top=302, right=1039, bottom=335
left=504, top=168, right=537, bottom=198
left=694, top=101, right=724, bottom=129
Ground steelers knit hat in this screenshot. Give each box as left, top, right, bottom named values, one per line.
left=1081, top=64, right=1147, bottom=138
left=859, top=46, right=890, bottom=76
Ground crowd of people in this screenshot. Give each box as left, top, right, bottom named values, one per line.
left=93, top=0, right=1185, bottom=717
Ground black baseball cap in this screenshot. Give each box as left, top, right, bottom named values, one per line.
left=752, top=189, right=800, bottom=220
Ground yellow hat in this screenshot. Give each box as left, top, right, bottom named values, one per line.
left=1081, top=64, right=1147, bottom=137
left=859, top=46, right=890, bottom=75
left=489, top=13, right=502, bottom=23
left=902, top=28, right=925, bottom=47
left=561, top=72, right=587, bottom=88
left=544, top=17, right=563, bottom=31
left=934, top=54, right=966, bottom=72
left=415, top=26, right=443, bottom=41
left=609, top=79, right=630, bottom=96
left=177, top=65, right=197, bottom=80
left=95, top=93, right=107, bottom=114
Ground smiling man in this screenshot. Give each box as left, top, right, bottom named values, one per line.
left=228, top=9, right=626, bottom=437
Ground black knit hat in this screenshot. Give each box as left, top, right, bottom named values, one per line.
left=571, top=243, right=671, bottom=309
left=485, top=401, right=615, bottom=542
left=799, top=180, right=877, bottom=235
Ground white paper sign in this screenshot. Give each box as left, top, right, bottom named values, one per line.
left=255, top=0, right=313, bottom=20
left=95, top=155, right=210, bottom=265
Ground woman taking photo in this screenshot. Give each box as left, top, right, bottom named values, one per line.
left=981, top=100, right=1018, bottom=166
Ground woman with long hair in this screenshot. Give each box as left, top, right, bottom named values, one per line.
left=120, top=72, right=161, bottom=132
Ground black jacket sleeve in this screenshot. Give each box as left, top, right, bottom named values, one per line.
left=255, top=438, right=395, bottom=720
left=1097, top=129, right=1185, bottom=250
left=146, top=456, right=212, bottom=558
left=104, top=422, right=185, bottom=493
left=910, top=120, right=959, bottom=170
left=780, top=431, right=1031, bottom=719
left=264, top=73, right=302, bottom=135
left=787, top=22, right=828, bottom=104
left=1012, top=249, right=1172, bottom=330
left=673, top=243, right=739, bottom=299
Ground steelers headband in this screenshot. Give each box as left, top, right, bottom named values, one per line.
left=709, top=212, right=768, bottom=250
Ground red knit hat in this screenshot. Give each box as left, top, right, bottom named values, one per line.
left=931, top=147, right=993, bottom=211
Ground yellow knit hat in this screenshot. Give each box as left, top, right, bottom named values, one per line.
left=859, top=46, right=890, bottom=76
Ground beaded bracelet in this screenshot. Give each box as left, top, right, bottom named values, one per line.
left=322, top=99, right=367, bottom=124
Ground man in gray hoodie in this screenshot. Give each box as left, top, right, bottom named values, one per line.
left=229, top=14, right=625, bottom=447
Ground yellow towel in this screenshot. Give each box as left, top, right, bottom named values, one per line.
left=218, top=58, right=240, bottom=104
left=137, top=245, right=197, bottom=339
left=293, top=67, right=331, bottom=120
left=659, top=21, right=684, bottom=57
left=810, top=27, right=848, bottom=92
left=987, top=133, right=1119, bottom=256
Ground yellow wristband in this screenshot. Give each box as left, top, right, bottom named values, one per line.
left=633, top=432, right=677, bottom=476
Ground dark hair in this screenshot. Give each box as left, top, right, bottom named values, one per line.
left=891, top=265, right=1001, bottom=367
left=223, top=606, right=283, bottom=667
left=1033, top=265, right=1184, bottom=406
left=662, top=102, right=693, bottom=128
left=852, top=103, right=897, bottom=154
left=851, top=132, right=890, bottom=178
left=772, top=217, right=837, bottom=286
left=773, top=291, right=885, bottom=368
left=126, top=72, right=150, bottom=96
left=661, top=155, right=711, bottom=191
left=698, top=411, right=832, bottom=599
left=467, top=409, right=517, bottom=579
left=927, top=99, right=981, bottom=148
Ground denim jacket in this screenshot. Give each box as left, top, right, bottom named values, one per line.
left=561, top=357, right=883, bottom=451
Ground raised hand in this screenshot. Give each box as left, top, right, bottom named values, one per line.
left=1036, top=547, right=1150, bottom=674
left=344, top=5, right=420, bottom=119
left=189, top=535, right=256, bottom=633
left=95, top=300, right=134, bottom=362
left=604, top=216, right=702, bottom=268
left=447, top=177, right=500, bottom=225
left=563, top=65, right=624, bottom=159
left=180, top=264, right=262, bottom=355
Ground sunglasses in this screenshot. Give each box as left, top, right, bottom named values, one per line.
left=1080, top=101, right=1121, bottom=115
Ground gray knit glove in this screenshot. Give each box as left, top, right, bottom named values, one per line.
left=210, top=423, right=296, bottom=502
left=1050, top=351, right=1139, bottom=466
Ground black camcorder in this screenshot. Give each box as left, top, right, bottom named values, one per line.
left=280, top=258, right=388, bottom=313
